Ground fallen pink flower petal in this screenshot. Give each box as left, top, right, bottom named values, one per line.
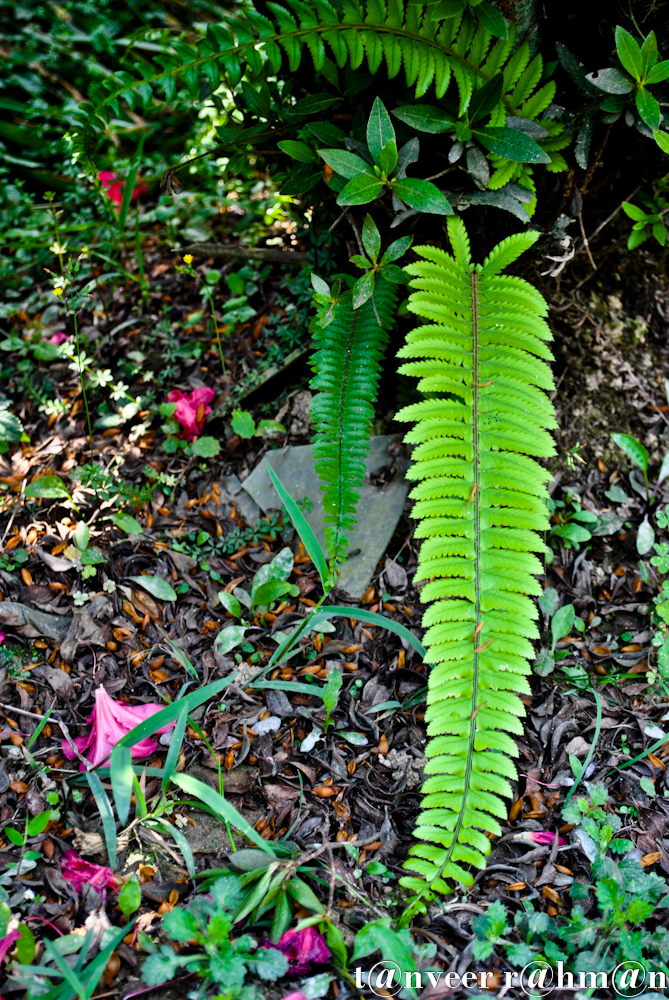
left=281, top=993, right=308, bottom=1000
left=513, top=830, right=566, bottom=846
left=0, top=632, right=5, bottom=645
left=0, top=930, right=20, bottom=965
left=47, top=331, right=70, bottom=345
left=61, top=686, right=174, bottom=770
left=98, top=170, right=147, bottom=209
left=273, top=926, right=331, bottom=976
left=60, top=850, right=121, bottom=899
left=166, top=386, right=216, bottom=441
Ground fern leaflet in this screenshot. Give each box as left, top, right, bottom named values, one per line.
left=311, top=278, right=398, bottom=570
left=395, top=218, right=556, bottom=914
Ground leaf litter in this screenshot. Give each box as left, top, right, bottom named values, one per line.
left=2, top=238, right=669, bottom=996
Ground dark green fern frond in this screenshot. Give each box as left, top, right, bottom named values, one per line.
left=310, top=278, right=398, bottom=570
left=395, top=217, right=556, bottom=914
left=74, top=3, right=564, bottom=179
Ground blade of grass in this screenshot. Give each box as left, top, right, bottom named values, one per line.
left=85, top=772, right=117, bottom=870
left=80, top=921, right=135, bottom=999
left=27, top=698, right=56, bottom=750
left=564, top=689, right=602, bottom=807
left=267, top=463, right=329, bottom=589
left=43, top=939, right=87, bottom=996
left=173, top=774, right=279, bottom=854
left=111, top=744, right=133, bottom=826
left=112, top=676, right=237, bottom=753
left=118, top=135, right=145, bottom=233
left=154, top=820, right=196, bottom=878
left=156, top=624, right=199, bottom=680
left=249, top=679, right=326, bottom=698
left=312, top=606, right=427, bottom=659
left=607, top=733, right=669, bottom=775
left=162, top=701, right=189, bottom=792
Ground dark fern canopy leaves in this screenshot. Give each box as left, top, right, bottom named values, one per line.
left=395, top=217, right=557, bottom=915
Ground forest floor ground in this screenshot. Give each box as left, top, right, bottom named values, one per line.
left=2, top=230, right=669, bottom=999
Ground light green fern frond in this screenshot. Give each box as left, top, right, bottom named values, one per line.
left=310, top=278, right=398, bottom=570
left=395, top=217, right=556, bottom=915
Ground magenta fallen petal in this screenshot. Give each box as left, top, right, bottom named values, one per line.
left=513, top=830, right=566, bottom=846
left=274, top=926, right=331, bottom=976
left=281, top=993, right=308, bottom=1000
left=60, top=850, right=120, bottom=900
left=166, top=386, right=215, bottom=441
left=0, top=632, right=5, bottom=646
left=47, top=331, right=70, bottom=345
left=0, top=929, right=20, bottom=965
left=61, top=686, right=175, bottom=770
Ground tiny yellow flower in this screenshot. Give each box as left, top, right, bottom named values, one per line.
left=182, top=254, right=194, bottom=265
left=53, top=287, right=64, bottom=297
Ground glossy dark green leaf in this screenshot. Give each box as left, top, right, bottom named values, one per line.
left=318, top=149, right=374, bottom=179
left=277, top=140, right=318, bottom=163
left=468, top=73, right=504, bottom=124
left=610, top=432, right=648, bottom=475
left=362, top=214, right=381, bottom=263
left=585, top=67, right=634, bottom=94
left=392, top=104, right=456, bottom=133
left=636, top=87, right=660, bottom=130
left=474, top=127, right=550, bottom=163
left=377, top=139, right=398, bottom=177
left=337, top=173, right=384, bottom=206
left=367, top=97, right=396, bottom=161
left=615, top=25, right=643, bottom=81
left=352, top=270, right=376, bottom=308
left=392, top=177, right=452, bottom=214
left=474, top=0, right=508, bottom=39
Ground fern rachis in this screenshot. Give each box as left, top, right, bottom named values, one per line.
left=396, top=218, right=556, bottom=913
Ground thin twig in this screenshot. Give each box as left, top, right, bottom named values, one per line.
left=577, top=213, right=597, bottom=271
left=0, top=701, right=90, bottom=769
left=328, top=209, right=347, bottom=233
left=423, top=166, right=456, bottom=182
left=577, top=186, right=641, bottom=252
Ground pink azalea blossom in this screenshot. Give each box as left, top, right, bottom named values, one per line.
left=61, top=686, right=174, bottom=770
left=273, top=927, right=331, bottom=976
left=513, top=830, right=566, bottom=846
left=98, top=170, right=148, bottom=209
left=166, top=386, right=216, bottom=441
left=47, top=331, right=70, bottom=345
left=60, top=849, right=121, bottom=899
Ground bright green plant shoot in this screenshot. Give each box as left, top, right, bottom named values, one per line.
left=395, top=217, right=556, bottom=917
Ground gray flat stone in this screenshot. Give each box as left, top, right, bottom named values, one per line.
left=240, top=435, right=410, bottom=599
left=223, top=473, right=261, bottom=524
